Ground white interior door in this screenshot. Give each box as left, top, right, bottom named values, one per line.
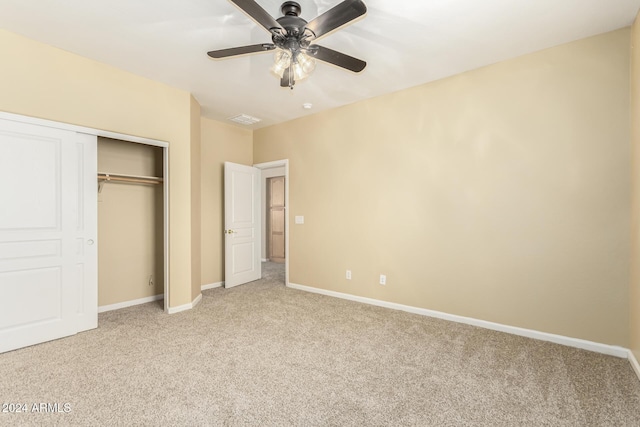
left=224, top=162, right=261, bottom=288
left=0, top=118, right=97, bottom=353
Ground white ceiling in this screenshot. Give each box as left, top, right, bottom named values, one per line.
left=1, top=0, right=639, bottom=129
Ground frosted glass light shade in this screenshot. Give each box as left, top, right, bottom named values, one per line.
left=271, top=49, right=316, bottom=81
left=271, top=50, right=292, bottom=78
left=293, top=52, right=316, bottom=80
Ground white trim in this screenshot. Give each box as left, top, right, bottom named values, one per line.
left=202, top=281, right=224, bottom=291
left=168, top=293, right=202, bottom=314
left=262, top=258, right=269, bottom=263
left=167, top=302, right=190, bottom=314
left=629, top=350, right=640, bottom=381
left=287, top=283, right=629, bottom=358
left=254, top=160, right=287, bottom=169
left=163, top=145, right=170, bottom=312
left=254, top=159, right=289, bottom=286
left=98, top=294, right=164, bottom=313
left=192, top=293, right=202, bottom=309
left=0, top=111, right=168, bottom=147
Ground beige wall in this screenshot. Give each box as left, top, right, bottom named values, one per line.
left=0, top=30, right=197, bottom=307
left=97, top=138, right=164, bottom=306
left=631, top=15, right=640, bottom=362
left=190, top=96, right=202, bottom=301
left=201, top=117, right=253, bottom=286
left=255, top=29, right=631, bottom=346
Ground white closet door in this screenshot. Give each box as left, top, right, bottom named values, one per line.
left=0, top=118, right=97, bottom=353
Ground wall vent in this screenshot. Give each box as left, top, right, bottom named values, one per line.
left=229, top=114, right=261, bottom=125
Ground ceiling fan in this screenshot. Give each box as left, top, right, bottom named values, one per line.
left=207, top=0, right=367, bottom=89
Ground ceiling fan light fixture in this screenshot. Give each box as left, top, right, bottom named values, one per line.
left=271, top=49, right=291, bottom=78
left=293, top=51, right=316, bottom=81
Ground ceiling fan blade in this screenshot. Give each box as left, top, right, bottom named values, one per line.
left=305, top=0, right=367, bottom=39
left=312, top=45, right=366, bottom=72
left=280, top=66, right=294, bottom=88
left=207, top=43, right=275, bottom=59
left=229, top=0, right=283, bottom=33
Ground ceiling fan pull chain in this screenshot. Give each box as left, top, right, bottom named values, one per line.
left=289, top=64, right=294, bottom=89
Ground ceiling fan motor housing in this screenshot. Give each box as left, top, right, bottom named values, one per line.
left=275, top=2, right=309, bottom=39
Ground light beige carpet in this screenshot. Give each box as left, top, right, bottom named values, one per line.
left=1, top=262, right=639, bottom=426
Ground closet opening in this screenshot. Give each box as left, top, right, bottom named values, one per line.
left=97, top=137, right=167, bottom=312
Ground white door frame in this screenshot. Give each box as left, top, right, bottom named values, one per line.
left=254, top=159, right=289, bottom=285
left=0, top=111, right=171, bottom=312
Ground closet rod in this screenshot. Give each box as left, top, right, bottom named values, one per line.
left=97, top=172, right=163, bottom=185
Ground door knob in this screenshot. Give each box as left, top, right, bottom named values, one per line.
left=87, top=239, right=95, bottom=245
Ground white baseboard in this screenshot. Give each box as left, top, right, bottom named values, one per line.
left=98, top=294, right=164, bottom=313
left=192, top=293, right=202, bottom=309
left=629, top=350, right=640, bottom=381
left=202, top=281, right=224, bottom=291
left=262, top=258, right=269, bottom=262
left=168, top=293, right=202, bottom=314
left=287, top=283, right=629, bottom=358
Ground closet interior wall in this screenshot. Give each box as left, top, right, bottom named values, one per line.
left=97, top=137, right=164, bottom=307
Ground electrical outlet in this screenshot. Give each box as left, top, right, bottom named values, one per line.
left=346, top=270, right=352, bottom=280
left=379, top=274, right=386, bottom=285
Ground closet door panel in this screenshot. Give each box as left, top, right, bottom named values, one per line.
left=0, top=118, right=97, bottom=353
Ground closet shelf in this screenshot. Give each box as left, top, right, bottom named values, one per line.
left=97, top=172, right=163, bottom=192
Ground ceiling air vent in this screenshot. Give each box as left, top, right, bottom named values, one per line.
left=229, top=114, right=261, bottom=125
